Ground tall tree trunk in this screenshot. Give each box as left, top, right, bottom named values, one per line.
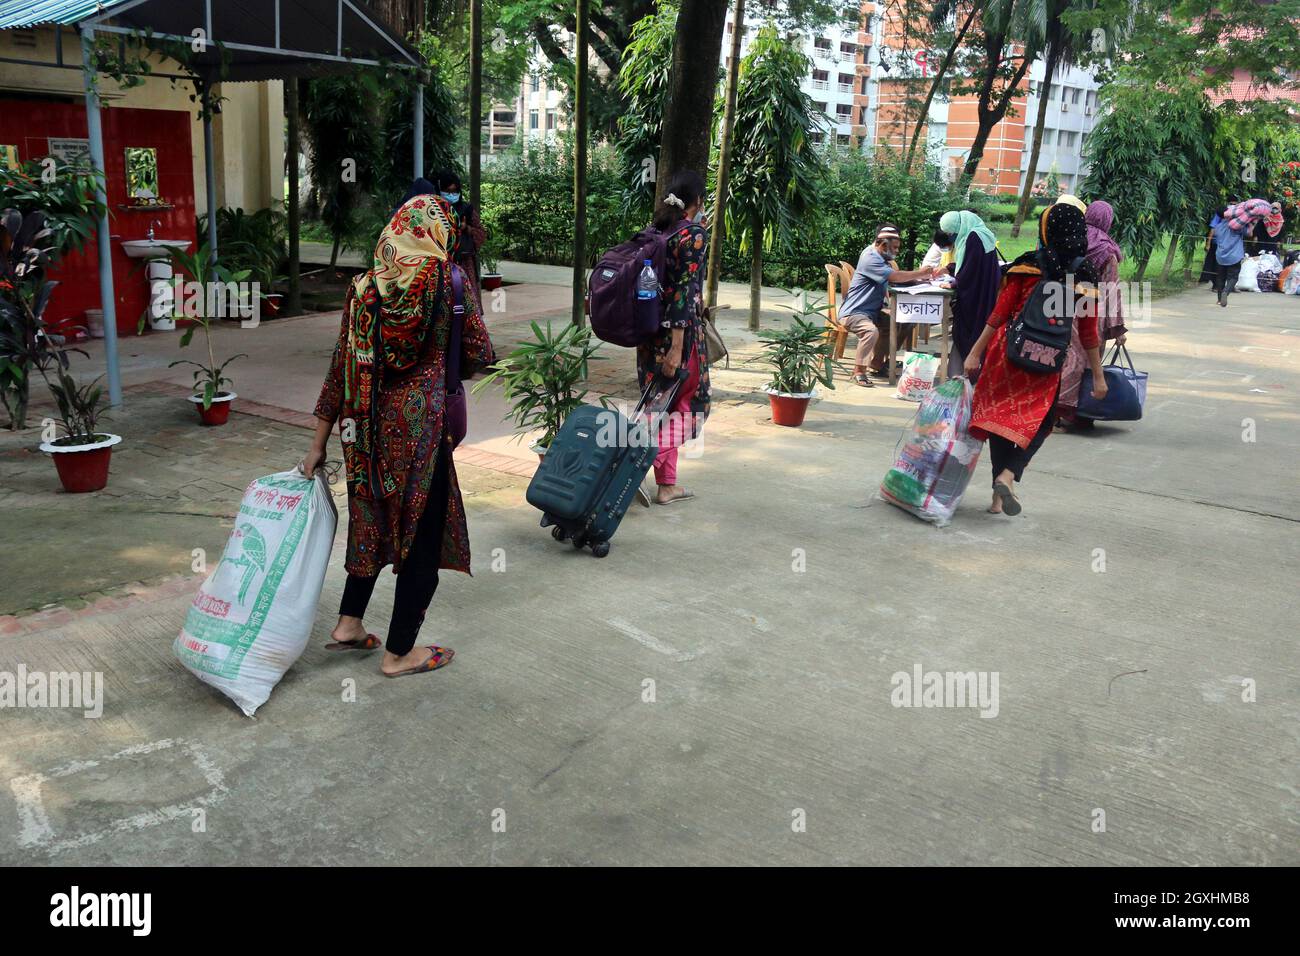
left=1135, top=254, right=1150, bottom=283
left=1159, top=232, right=1179, bottom=280
left=656, top=0, right=728, bottom=202
left=572, top=0, right=589, bottom=327
left=959, top=33, right=1032, bottom=190
left=1011, top=44, right=1059, bottom=237
left=285, top=77, right=302, bottom=317
left=748, top=209, right=762, bottom=331
left=330, top=230, right=341, bottom=271
left=904, top=4, right=977, bottom=169
left=706, top=0, right=745, bottom=309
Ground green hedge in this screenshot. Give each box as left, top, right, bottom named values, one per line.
left=481, top=150, right=998, bottom=290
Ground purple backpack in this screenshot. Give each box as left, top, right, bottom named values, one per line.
left=588, top=222, right=683, bottom=347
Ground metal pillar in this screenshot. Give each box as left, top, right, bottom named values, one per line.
left=413, top=81, right=424, bottom=179
left=80, top=27, right=122, bottom=407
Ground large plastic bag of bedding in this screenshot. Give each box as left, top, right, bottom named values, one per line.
left=174, top=468, right=338, bottom=716
left=880, top=376, right=982, bottom=527
left=1236, top=256, right=1260, bottom=291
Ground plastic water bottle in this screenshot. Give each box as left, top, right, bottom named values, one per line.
left=637, top=259, right=659, bottom=300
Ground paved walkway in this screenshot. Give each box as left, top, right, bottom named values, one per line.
left=0, top=280, right=1295, bottom=865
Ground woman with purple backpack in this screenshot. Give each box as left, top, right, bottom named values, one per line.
left=634, top=169, right=712, bottom=507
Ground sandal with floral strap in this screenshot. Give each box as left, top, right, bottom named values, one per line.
left=324, top=633, right=382, bottom=652
left=383, top=645, right=455, bottom=679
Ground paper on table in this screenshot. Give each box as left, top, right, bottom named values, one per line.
left=892, top=282, right=951, bottom=295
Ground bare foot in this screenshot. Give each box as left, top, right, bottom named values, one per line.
left=988, top=493, right=1003, bottom=514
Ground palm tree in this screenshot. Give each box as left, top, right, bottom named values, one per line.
left=726, top=23, right=825, bottom=331
left=1009, top=0, right=1109, bottom=237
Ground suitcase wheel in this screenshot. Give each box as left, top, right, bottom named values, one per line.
left=551, top=525, right=567, bottom=542
left=591, top=540, right=610, bottom=558
left=571, top=533, right=586, bottom=550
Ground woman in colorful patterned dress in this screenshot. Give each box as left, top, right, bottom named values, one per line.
left=635, top=169, right=712, bottom=507
left=962, top=203, right=1107, bottom=516
left=301, top=195, right=495, bottom=677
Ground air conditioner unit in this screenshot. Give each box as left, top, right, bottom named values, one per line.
left=1061, top=102, right=1069, bottom=112
left=1085, top=106, right=1093, bottom=115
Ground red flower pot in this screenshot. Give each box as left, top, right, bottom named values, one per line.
left=481, top=273, right=504, bottom=291
left=41, top=434, right=121, bottom=493
left=768, top=392, right=812, bottom=427
left=189, top=391, right=236, bottom=426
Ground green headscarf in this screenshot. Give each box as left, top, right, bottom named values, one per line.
left=938, top=210, right=998, bottom=272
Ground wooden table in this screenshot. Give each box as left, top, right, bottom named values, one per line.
left=886, top=286, right=955, bottom=386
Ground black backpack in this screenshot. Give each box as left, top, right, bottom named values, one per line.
left=1005, top=257, right=1090, bottom=374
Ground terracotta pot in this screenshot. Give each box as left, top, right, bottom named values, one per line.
left=768, top=392, right=812, bottom=427
left=189, top=391, right=237, bottom=426
left=481, top=273, right=504, bottom=291
left=263, top=294, right=283, bottom=317
left=40, top=434, right=121, bottom=493
left=531, top=441, right=548, bottom=463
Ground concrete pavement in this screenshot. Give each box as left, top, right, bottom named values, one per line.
left=0, top=280, right=1295, bottom=865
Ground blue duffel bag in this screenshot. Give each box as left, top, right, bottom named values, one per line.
left=1077, top=343, right=1146, bottom=421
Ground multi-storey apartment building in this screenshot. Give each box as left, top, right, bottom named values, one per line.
left=505, top=2, right=1102, bottom=195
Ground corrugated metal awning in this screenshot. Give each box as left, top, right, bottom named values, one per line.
left=0, top=0, right=422, bottom=79
left=0, top=1, right=107, bottom=30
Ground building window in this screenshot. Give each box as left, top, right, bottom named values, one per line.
left=815, top=101, right=829, bottom=115
left=815, top=37, right=832, bottom=54
left=839, top=42, right=857, bottom=62
left=1059, top=130, right=1079, bottom=150
left=493, top=110, right=515, bottom=124
left=836, top=104, right=853, bottom=121
left=837, top=73, right=854, bottom=93
left=812, top=131, right=826, bottom=145
left=812, top=69, right=829, bottom=90
left=1070, top=87, right=1082, bottom=104
left=546, top=110, right=557, bottom=130
left=837, top=133, right=851, bottom=146
left=530, top=73, right=539, bottom=92
left=529, top=110, right=539, bottom=130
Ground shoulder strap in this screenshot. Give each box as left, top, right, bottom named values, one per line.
left=446, top=265, right=465, bottom=389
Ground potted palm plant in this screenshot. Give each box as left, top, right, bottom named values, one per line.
left=0, top=208, right=120, bottom=492
left=472, top=320, right=603, bottom=459
left=39, top=369, right=117, bottom=492
left=162, top=243, right=248, bottom=425
left=757, top=314, right=837, bottom=428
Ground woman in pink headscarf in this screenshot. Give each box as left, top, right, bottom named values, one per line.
left=1057, top=199, right=1128, bottom=431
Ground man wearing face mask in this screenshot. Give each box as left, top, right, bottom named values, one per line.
left=839, top=224, right=945, bottom=387
left=434, top=169, right=488, bottom=288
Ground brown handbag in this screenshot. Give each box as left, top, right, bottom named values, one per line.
left=700, top=305, right=729, bottom=368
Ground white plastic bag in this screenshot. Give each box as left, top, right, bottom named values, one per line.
left=1236, top=256, right=1260, bottom=291
left=880, top=377, right=982, bottom=527
left=1257, top=252, right=1283, bottom=274
left=895, top=351, right=941, bottom=402
left=174, top=468, right=338, bottom=716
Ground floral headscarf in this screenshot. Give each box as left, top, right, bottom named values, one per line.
left=343, top=194, right=458, bottom=409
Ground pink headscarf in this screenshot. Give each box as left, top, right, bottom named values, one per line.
left=1264, top=202, right=1284, bottom=238
left=1084, top=199, right=1123, bottom=275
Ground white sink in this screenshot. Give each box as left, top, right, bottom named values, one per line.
left=121, top=239, right=190, bottom=259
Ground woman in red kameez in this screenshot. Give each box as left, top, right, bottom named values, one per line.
left=301, top=195, right=495, bottom=677
left=963, top=203, right=1108, bottom=516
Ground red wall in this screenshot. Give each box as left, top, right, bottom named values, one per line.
left=0, top=99, right=197, bottom=334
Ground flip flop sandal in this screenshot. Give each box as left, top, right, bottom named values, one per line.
left=993, top=482, right=1022, bottom=516
left=852, top=373, right=875, bottom=387
left=635, top=478, right=653, bottom=508
left=324, top=633, right=382, bottom=651
left=384, top=645, right=455, bottom=679
left=656, top=488, right=696, bottom=506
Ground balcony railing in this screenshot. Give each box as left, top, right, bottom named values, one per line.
left=812, top=79, right=829, bottom=90
left=837, top=83, right=854, bottom=94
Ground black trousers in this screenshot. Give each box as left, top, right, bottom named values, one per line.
left=338, top=447, right=451, bottom=656
left=1212, top=261, right=1241, bottom=295
left=987, top=394, right=1058, bottom=487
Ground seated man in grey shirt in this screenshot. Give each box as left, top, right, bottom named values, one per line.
left=839, top=223, right=942, bottom=387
